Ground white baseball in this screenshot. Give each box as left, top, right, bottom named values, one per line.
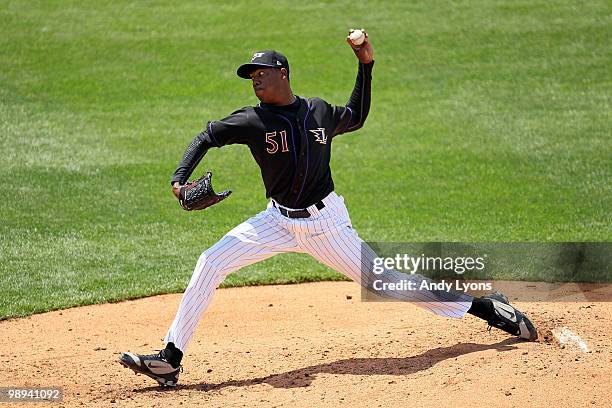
left=349, top=29, right=365, bottom=46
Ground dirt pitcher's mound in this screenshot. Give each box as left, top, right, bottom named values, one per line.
left=1, top=282, right=610, bottom=407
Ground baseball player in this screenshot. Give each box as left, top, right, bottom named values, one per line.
left=119, top=32, right=537, bottom=387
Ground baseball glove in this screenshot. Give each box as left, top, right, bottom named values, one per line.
left=179, top=171, right=231, bottom=211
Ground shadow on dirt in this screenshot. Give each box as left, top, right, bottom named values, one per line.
left=136, top=338, right=520, bottom=392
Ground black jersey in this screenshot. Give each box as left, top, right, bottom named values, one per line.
left=172, top=61, right=373, bottom=209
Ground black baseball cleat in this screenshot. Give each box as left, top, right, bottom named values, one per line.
left=118, top=349, right=181, bottom=387
left=482, top=292, right=538, bottom=341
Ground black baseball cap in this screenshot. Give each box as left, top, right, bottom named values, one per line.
left=237, top=50, right=289, bottom=79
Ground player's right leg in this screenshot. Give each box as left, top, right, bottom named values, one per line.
left=119, top=206, right=299, bottom=386
left=296, top=192, right=537, bottom=340
left=294, top=193, right=473, bottom=318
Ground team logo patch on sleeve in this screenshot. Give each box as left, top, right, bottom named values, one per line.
left=310, top=128, right=328, bottom=144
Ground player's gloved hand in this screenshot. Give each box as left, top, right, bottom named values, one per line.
left=177, top=171, right=232, bottom=211
left=346, top=29, right=374, bottom=64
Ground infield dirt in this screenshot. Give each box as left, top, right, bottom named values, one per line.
left=2, top=282, right=610, bottom=407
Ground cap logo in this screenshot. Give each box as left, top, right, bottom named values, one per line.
left=251, top=52, right=265, bottom=61
left=276, top=61, right=282, bottom=65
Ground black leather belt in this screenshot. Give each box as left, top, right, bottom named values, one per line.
left=274, top=201, right=325, bottom=218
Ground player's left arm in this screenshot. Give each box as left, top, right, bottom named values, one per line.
left=171, top=108, right=251, bottom=199
left=332, top=31, right=375, bottom=136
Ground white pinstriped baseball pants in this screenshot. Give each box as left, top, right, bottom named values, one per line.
left=165, top=192, right=473, bottom=352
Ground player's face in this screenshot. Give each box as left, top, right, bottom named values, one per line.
left=249, top=68, right=286, bottom=103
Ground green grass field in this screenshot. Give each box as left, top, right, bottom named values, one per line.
left=1, top=0, right=610, bottom=319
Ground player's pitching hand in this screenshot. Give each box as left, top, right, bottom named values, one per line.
left=346, top=29, right=374, bottom=64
